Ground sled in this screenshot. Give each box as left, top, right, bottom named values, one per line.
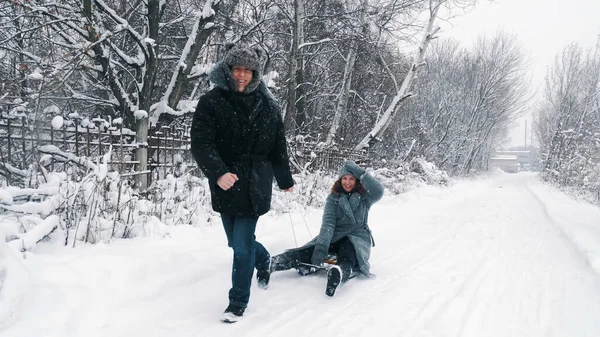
left=297, top=255, right=337, bottom=275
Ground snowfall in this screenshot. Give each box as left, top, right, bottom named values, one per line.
left=2, top=171, right=600, bottom=337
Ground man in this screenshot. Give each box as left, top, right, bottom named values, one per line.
left=191, top=43, right=294, bottom=323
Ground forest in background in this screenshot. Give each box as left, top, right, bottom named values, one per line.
left=1, top=0, right=599, bottom=245
left=0, top=0, right=532, bottom=179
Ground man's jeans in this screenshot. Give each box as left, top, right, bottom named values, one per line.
left=221, top=213, right=270, bottom=307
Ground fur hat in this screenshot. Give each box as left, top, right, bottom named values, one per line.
left=223, top=42, right=267, bottom=74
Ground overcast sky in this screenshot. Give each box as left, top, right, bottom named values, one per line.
left=438, top=0, right=600, bottom=148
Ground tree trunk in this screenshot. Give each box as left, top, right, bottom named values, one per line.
left=326, top=39, right=358, bottom=144
left=135, top=0, right=160, bottom=190
left=295, top=61, right=306, bottom=132
left=283, top=0, right=304, bottom=135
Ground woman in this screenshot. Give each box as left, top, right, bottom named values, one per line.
left=270, top=160, right=384, bottom=296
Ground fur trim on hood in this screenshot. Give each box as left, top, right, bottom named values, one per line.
left=209, top=43, right=268, bottom=94
left=209, top=61, right=280, bottom=109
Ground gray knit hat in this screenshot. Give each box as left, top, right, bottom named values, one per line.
left=337, top=160, right=365, bottom=179
left=338, top=165, right=356, bottom=179
left=223, top=43, right=266, bottom=74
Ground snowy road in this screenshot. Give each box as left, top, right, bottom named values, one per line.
left=3, top=172, right=600, bottom=337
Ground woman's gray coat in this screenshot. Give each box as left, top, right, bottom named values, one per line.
left=300, top=168, right=384, bottom=276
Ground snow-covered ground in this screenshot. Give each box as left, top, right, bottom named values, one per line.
left=2, top=171, right=600, bottom=337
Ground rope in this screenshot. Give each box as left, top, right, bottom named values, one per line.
left=284, top=191, right=314, bottom=248
left=297, top=203, right=313, bottom=239
left=286, top=201, right=299, bottom=247
left=283, top=192, right=298, bottom=248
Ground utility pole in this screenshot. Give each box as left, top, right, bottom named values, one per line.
left=530, top=120, right=534, bottom=149
left=524, top=120, right=527, bottom=148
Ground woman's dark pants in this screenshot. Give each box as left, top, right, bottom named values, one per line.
left=271, top=237, right=357, bottom=282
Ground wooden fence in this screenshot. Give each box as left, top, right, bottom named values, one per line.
left=0, top=114, right=368, bottom=187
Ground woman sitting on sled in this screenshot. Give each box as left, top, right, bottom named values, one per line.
left=270, top=160, right=384, bottom=296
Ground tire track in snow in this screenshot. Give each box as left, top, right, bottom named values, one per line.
left=525, top=178, right=598, bottom=274
left=375, top=218, right=465, bottom=284
left=380, top=174, right=559, bottom=337
left=342, top=181, right=503, bottom=336
left=401, top=243, right=494, bottom=337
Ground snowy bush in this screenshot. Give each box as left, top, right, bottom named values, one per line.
left=370, top=157, right=449, bottom=194
left=409, top=157, right=450, bottom=185
left=142, top=173, right=216, bottom=227
left=0, top=146, right=217, bottom=249
left=270, top=169, right=335, bottom=215
left=0, top=146, right=448, bottom=250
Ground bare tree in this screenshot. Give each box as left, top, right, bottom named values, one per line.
left=325, top=0, right=368, bottom=145
left=283, top=0, right=306, bottom=133
left=354, top=0, right=443, bottom=150
left=535, top=42, right=600, bottom=189
left=385, top=31, right=529, bottom=174
left=0, top=0, right=222, bottom=188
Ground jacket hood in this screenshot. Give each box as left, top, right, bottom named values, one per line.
left=209, top=61, right=280, bottom=109
left=209, top=60, right=262, bottom=94
left=209, top=43, right=268, bottom=94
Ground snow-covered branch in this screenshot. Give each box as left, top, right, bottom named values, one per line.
left=39, top=145, right=98, bottom=171
left=94, top=0, right=150, bottom=60
left=7, top=215, right=59, bottom=252
left=354, top=1, right=442, bottom=150
left=154, top=0, right=220, bottom=123
left=0, top=164, right=29, bottom=184
left=298, top=38, right=332, bottom=50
